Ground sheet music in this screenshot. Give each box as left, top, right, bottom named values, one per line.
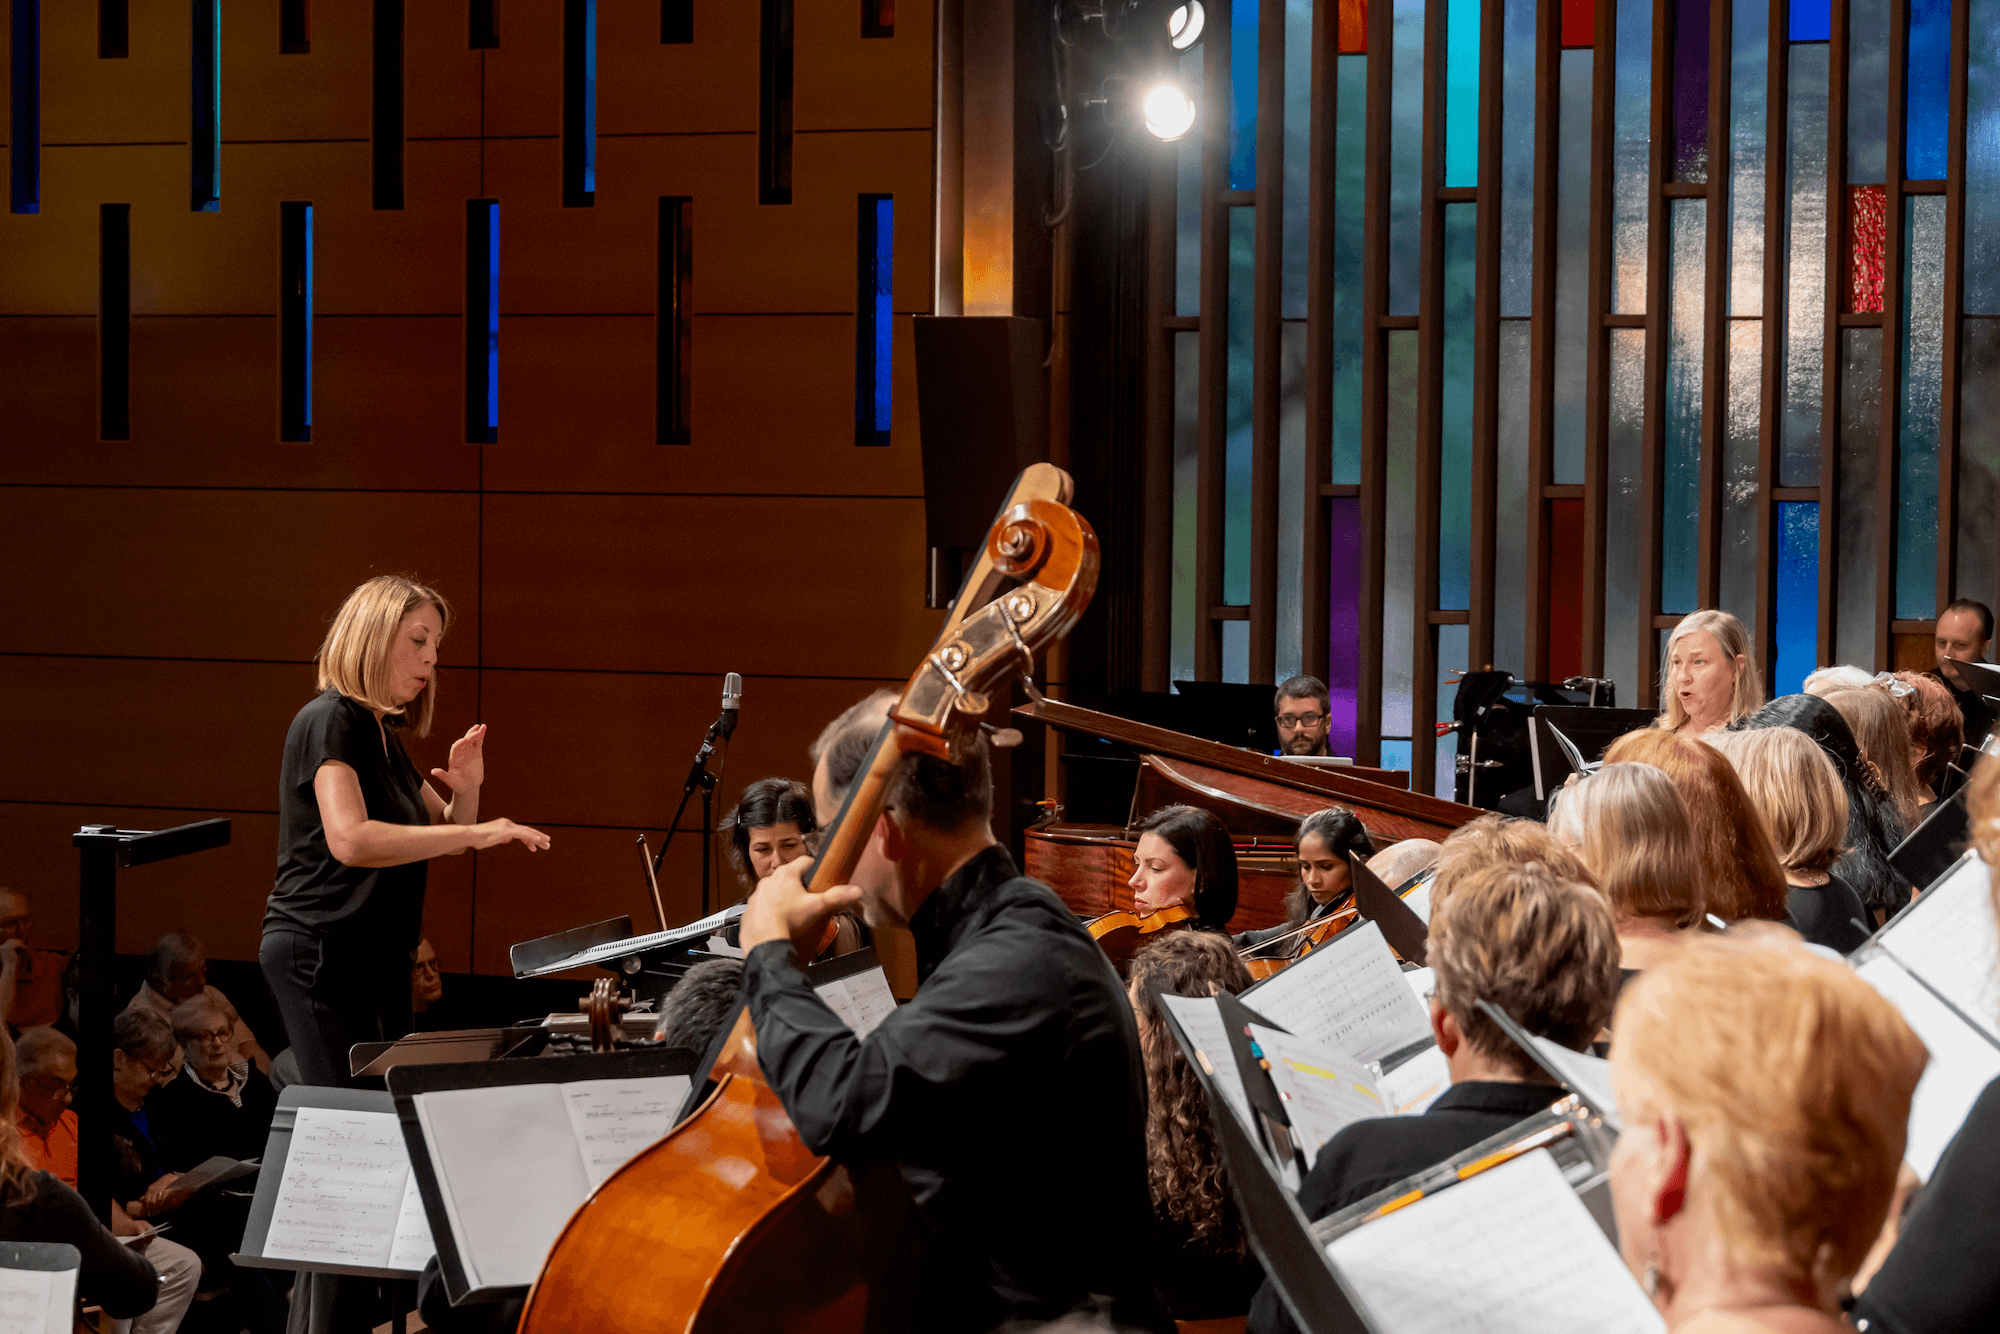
left=558, top=1076, right=689, bottom=1188
left=173, top=1154, right=258, bottom=1194
left=1244, top=920, right=1434, bottom=1062
left=1326, top=1149, right=1665, bottom=1334
left=1855, top=954, right=2000, bottom=1180
left=1160, top=993, right=1255, bottom=1136
left=1375, top=1043, right=1451, bottom=1115
left=1527, top=1036, right=1621, bottom=1131
left=1249, top=1025, right=1390, bottom=1170
left=1402, top=881, right=1433, bottom=925
left=814, top=966, right=897, bottom=1040
left=525, top=905, right=745, bottom=976
left=387, top=1174, right=436, bottom=1271
left=1880, top=854, right=2000, bottom=1043
left=1401, top=966, right=1436, bottom=1004
left=263, top=1108, right=432, bottom=1272
left=0, top=1265, right=75, bottom=1334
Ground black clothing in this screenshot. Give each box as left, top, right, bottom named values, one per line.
left=81, top=1093, right=163, bottom=1219
left=1852, top=1076, right=2000, bottom=1334
left=742, top=844, right=1171, bottom=1334
left=150, top=1064, right=280, bottom=1168
left=260, top=928, right=411, bottom=1089
left=1234, top=898, right=1341, bottom=952
left=1153, top=1208, right=1265, bottom=1322
left=1246, top=1081, right=1566, bottom=1334
left=1786, top=871, right=1872, bottom=955
left=0, top=1171, right=158, bottom=1317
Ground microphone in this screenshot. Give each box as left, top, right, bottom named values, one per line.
left=717, top=672, right=743, bottom=739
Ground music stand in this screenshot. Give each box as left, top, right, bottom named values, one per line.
left=1527, top=707, right=1655, bottom=801
left=1346, top=853, right=1429, bottom=967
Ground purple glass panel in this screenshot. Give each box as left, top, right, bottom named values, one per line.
left=1672, top=0, right=1709, bottom=182
left=1328, top=495, right=1362, bottom=758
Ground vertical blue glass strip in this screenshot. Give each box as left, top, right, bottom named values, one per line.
left=1223, top=620, right=1250, bottom=682
left=1969, top=0, right=2000, bottom=316
left=1605, top=330, right=1647, bottom=701
left=280, top=201, right=314, bottom=442
left=1282, top=0, right=1312, bottom=317
left=562, top=0, right=597, bottom=206
left=1226, top=206, right=1256, bottom=600
left=1906, top=0, right=1949, bottom=179
left=1782, top=45, right=1829, bottom=485
left=1959, top=319, right=2000, bottom=611
left=1389, top=0, right=1424, bottom=314
left=1836, top=329, right=1882, bottom=665
left=1721, top=321, right=1760, bottom=623
left=1279, top=320, right=1306, bottom=680
left=1445, top=0, right=1481, bottom=188
left=1773, top=502, right=1820, bottom=696
left=1176, top=46, right=1205, bottom=318
left=1671, top=0, right=1709, bottom=182
left=465, top=200, right=499, bottom=444
left=1847, top=0, right=1888, bottom=184
left=1555, top=50, right=1593, bottom=483
left=1440, top=203, right=1476, bottom=609
left=1791, top=0, right=1831, bottom=42
left=1500, top=0, right=1535, bottom=317
left=1383, top=331, right=1420, bottom=744
left=855, top=194, right=892, bottom=446
left=1496, top=321, right=1531, bottom=673
left=1173, top=332, right=1200, bottom=684
left=1897, top=195, right=1943, bottom=619
left=191, top=0, right=221, bottom=211
left=1662, top=199, right=1705, bottom=614
left=1231, top=0, right=1260, bottom=189
left=484, top=206, right=499, bottom=435
left=1435, top=623, right=1469, bottom=798
left=1612, top=0, right=1652, bottom=312
left=9, top=0, right=39, bottom=214
left=1728, top=0, right=1766, bottom=314
left=1332, top=55, right=1366, bottom=481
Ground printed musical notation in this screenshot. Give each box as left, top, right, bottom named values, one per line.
left=560, top=1077, right=688, bottom=1188
left=814, top=967, right=897, bottom=1040
left=0, top=1263, right=76, bottom=1334
left=262, top=1107, right=435, bottom=1273
left=1881, top=854, right=2000, bottom=1044
left=1246, top=920, right=1433, bottom=1063
left=1856, top=953, right=2000, bottom=1180
left=1250, top=1024, right=1390, bottom=1169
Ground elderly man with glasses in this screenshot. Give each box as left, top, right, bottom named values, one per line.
left=16, top=1025, right=79, bottom=1187
left=1273, top=675, right=1334, bottom=757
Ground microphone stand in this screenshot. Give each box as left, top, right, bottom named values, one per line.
left=653, top=715, right=732, bottom=920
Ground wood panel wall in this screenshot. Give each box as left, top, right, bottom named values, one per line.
left=0, top=0, right=940, bottom=974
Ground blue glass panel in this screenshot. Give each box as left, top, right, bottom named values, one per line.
left=1728, top=0, right=1766, bottom=314
left=1605, top=330, right=1647, bottom=699
left=855, top=194, right=893, bottom=445
left=8, top=0, right=39, bottom=214
left=1721, top=321, right=1759, bottom=626
left=1847, top=0, right=1888, bottom=184
left=1496, top=321, right=1532, bottom=674
left=1176, top=46, right=1205, bottom=318
left=1906, top=0, right=1950, bottom=179
left=1279, top=319, right=1305, bottom=679
left=1782, top=44, right=1829, bottom=486
left=1773, top=502, right=1820, bottom=697
left=1612, top=0, right=1652, bottom=312
left=1662, top=199, right=1705, bottom=615
left=1445, top=0, right=1481, bottom=187
left=1790, top=0, right=1831, bottom=41
left=1379, top=739, right=1414, bottom=773
left=1172, top=332, right=1200, bottom=684
left=483, top=205, right=499, bottom=430
left=1555, top=49, right=1592, bottom=482
left=1226, top=206, right=1256, bottom=602
left=1897, top=195, right=1944, bottom=619
left=1836, top=329, right=1882, bottom=666
left=1440, top=204, right=1476, bottom=610
left=1500, top=0, right=1536, bottom=317
left=1671, top=0, right=1709, bottom=182
left=1960, top=320, right=2000, bottom=612
left=1383, top=331, right=1419, bottom=743
left=1390, top=0, right=1424, bottom=314
left=1223, top=619, right=1250, bottom=682
left=1332, top=55, right=1367, bottom=483
left=1282, top=0, right=1313, bottom=317
left=191, top=0, right=221, bottom=211
left=1231, top=0, right=1260, bottom=189
left=1435, top=623, right=1469, bottom=798
left=1968, top=0, right=2000, bottom=316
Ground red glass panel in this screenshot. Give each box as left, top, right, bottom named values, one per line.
left=1339, top=0, right=1368, bottom=53
left=1546, top=499, right=1585, bottom=681
left=1562, top=0, right=1594, bottom=47
left=1848, top=185, right=1887, bottom=313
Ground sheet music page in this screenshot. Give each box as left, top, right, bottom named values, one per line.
left=1248, top=1024, right=1391, bottom=1170
left=1245, top=920, right=1433, bottom=1062
left=413, top=1084, right=592, bottom=1290
left=1160, top=993, right=1256, bottom=1136
left=557, top=1075, right=688, bottom=1189
left=386, top=1173, right=436, bottom=1272
left=1528, top=1037, right=1621, bottom=1130
left=263, top=1107, right=416, bottom=1270
left=1401, top=966, right=1436, bottom=1004
left=0, top=1264, right=74, bottom=1334
left=1327, top=1148, right=1666, bottom=1334
left=835, top=966, right=898, bottom=1038
left=1375, top=1043, right=1451, bottom=1115
left=1855, top=954, right=2000, bottom=1179
left=1881, top=853, right=2000, bottom=1042
left=1401, top=881, right=1433, bottom=925
left=814, top=978, right=864, bottom=1032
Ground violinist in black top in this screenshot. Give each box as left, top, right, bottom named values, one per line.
left=260, top=575, right=549, bottom=1089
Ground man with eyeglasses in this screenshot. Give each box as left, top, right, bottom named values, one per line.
left=1274, top=675, right=1333, bottom=757
left=17, top=1025, right=79, bottom=1187
left=0, top=886, right=70, bottom=1030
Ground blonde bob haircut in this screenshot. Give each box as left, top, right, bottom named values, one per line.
left=1656, top=609, right=1765, bottom=732
left=1546, top=762, right=1706, bottom=927
left=1613, top=932, right=1926, bottom=1295
left=1706, top=727, right=1848, bottom=876
left=316, top=575, right=452, bottom=738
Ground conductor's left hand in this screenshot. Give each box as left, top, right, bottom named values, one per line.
left=740, top=855, right=862, bottom=963
left=430, top=723, right=487, bottom=794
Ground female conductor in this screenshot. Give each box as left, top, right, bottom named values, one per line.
left=260, top=575, right=549, bottom=1087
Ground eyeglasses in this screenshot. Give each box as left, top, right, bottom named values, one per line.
left=1275, top=713, right=1328, bottom=731
left=24, top=1073, right=74, bottom=1099
left=188, top=1028, right=234, bottom=1045
left=0, top=914, right=30, bottom=936
left=120, top=1051, right=178, bottom=1082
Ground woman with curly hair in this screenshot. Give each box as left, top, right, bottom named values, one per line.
left=1126, top=931, right=1263, bottom=1322
left=1891, top=669, right=1965, bottom=801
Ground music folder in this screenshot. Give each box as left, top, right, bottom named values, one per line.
left=1475, top=1000, right=1621, bottom=1131
left=1347, top=852, right=1430, bottom=967
left=1889, top=783, right=1974, bottom=893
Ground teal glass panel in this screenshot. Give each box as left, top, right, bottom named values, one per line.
left=1283, top=0, right=1312, bottom=317
left=1172, top=331, right=1199, bottom=684
left=1671, top=0, right=1710, bottom=183
left=1555, top=49, right=1593, bottom=483
left=1773, top=502, right=1820, bottom=697
left=1968, top=0, right=2000, bottom=315
left=1226, top=206, right=1256, bottom=603
left=1496, top=321, right=1532, bottom=674
left=1782, top=44, right=1829, bottom=486
left=1662, top=199, right=1705, bottom=615
left=1721, top=320, right=1760, bottom=625
left=1847, top=0, right=1889, bottom=185
left=1279, top=319, right=1306, bottom=679
left=1728, top=0, right=1766, bottom=315
left=1959, top=319, right=2000, bottom=612
left=1383, top=331, right=1419, bottom=742
left=1380, top=738, right=1414, bottom=773
left=1791, top=0, right=1830, bottom=41
left=1445, top=0, right=1481, bottom=187
left=1605, top=330, right=1647, bottom=699
left=1332, top=55, right=1367, bottom=483
left=1390, top=0, right=1424, bottom=314
left=1906, top=0, right=1949, bottom=180
left=1837, top=329, right=1883, bottom=666
left=1612, top=0, right=1652, bottom=312
left=1435, top=623, right=1470, bottom=798
left=1176, top=46, right=1205, bottom=318
left=1440, top=203, right=1476, bottom=609
left=1231, top=0, right=1259, bottom=189
left=1223, top=619, right=1250, bottom=681
left=1501, top=0, right=1535, bottom=316
left=1897, top=195, right=1944, bottom=620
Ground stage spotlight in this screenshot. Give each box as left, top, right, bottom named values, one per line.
left=1169, top=1, right=1206, bottom=49
left=1142, top=82, right=1198, bottom=141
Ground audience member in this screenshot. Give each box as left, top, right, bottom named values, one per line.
left=411, top=937, right=444, bottom=1015
left=125, top=930, right=271, bottom=1074
left=1602, top=728, right=1790, bottom=922
left=1705, top=728, right=1872, bottom=955
left=15, top=1026, right=77, bottom=1187
left=1429, top=814, right=1595, bottom=910
left=0, top=888, right=69, bottom=1030
left=1127, top=931, right=1264, bottom=1322
left=1246, top=863, right=1619, bottom=1334
left=1823, top=685, right=1929, bottom=830
left=1273, top=676, right=1333, bottom=757
left=1547, top=763, right=1705, bottom=972
left=1234, top=807, right=1373, bottom=951
left=1610, top=932, right=1924, bottom=1332
left=1129, top=805, right=1240, bottom=932
left=653, top=958, right=745, bottom=1053
left=1656, top=610, right=1765, bottom=740
left=151, top=995, right=279, bottom=1170
left=1891, top=669, right=1965, bottom=799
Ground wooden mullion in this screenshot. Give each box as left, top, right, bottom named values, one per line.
left=1358, top=0, right=1395, bottom=766
left=1820, top=0, right=1848, bottom=669
left=1878, top=0, right=1908, bottom=666
left=1300, top=0, right=1338, bottom=681
left=1194, top=0, right=1233, bottom=681
left=1697, top=0, right=1729, bottom=612
left=1469, top=0, right=1503, bottom=671
left=1758, top=0, right=1789, bottom=686
left=1141, top=108, right=1176, bottom=693
left=1411, top=0, right=1448, bottom=797
left=1578, top=0, right=1608, bottom=678
left=1250, top=0, right=1285, bottom=684
left=1940, top=0, right=1969, bottom=605
left=1638, top=0, right=1672, bottom=708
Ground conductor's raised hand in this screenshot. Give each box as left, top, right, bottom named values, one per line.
left=430, top=722, right=488, bottom=794
left=740, top=854, right=862, bottom=962
left=468, top=818, right=551, bottom=852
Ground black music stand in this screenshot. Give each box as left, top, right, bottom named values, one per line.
left=1346, top=853, right=1430, bottom=967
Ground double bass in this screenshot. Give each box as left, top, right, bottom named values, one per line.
left=516, top=465, right=1099, bottom=1333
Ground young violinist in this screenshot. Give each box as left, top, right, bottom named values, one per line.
left=1127, top=805, right=1239, bottom=931
left=1233, top=807, right=1373, bottom=952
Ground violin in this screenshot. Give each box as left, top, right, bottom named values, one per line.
left=516, top=464, right=1100, bottom=1334
left=1085, top=902, right=1195, bottom=972
left=1238, top=896, right=1359, bottom=980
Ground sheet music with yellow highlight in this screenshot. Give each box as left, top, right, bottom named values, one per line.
left=1250, top=1024, right=1397, bottom=1170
